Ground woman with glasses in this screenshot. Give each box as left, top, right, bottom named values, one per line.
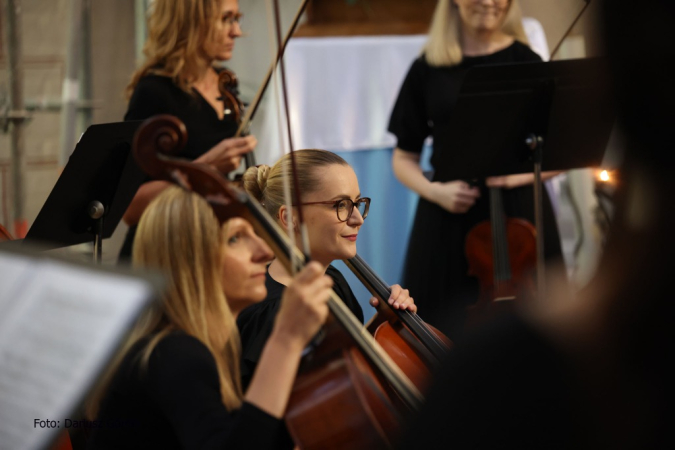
left=388, top=0, right=563, bottom=338
left=119, top=0, right=256, bottom=261
left=87, top=187, right=332, bottom=449
left=237, top=149, right=417, bottom=389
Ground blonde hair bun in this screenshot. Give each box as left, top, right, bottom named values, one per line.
left=243, top=165, right=271, bottom=203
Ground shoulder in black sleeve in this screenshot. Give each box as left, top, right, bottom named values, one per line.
left=388, top=56, right=433, bottom=154
left=87, top=332, right=290, bottom=450
left=124, top=75, right=187, bottom=121
left=511, top=40, right=544, bottom=63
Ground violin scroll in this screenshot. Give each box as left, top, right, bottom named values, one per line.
left=132, top=115, right=249, bottom=222
left=218, top=69, right=243, bottom=124
left=132, top=115, right=188, bottom=180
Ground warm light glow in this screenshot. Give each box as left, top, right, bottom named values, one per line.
left=596, top=169, right=617, bottom=186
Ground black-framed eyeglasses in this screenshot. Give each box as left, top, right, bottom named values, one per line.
left=298, top=197, right=371, bottom=222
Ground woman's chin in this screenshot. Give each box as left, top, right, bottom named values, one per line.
left=339, top=245, right=358, bottom=260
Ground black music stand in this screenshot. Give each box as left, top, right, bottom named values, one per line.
left=23, top=121, right=146, bottom=261
left=433, top=57, right=616, bottom=292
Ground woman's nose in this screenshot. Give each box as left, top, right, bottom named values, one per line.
left=347, top=206, right=365, bottom=226
left=252, top=234, right=274, bottom=263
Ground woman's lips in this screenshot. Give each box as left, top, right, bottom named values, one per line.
left=342, top=235, right=358, bottom=242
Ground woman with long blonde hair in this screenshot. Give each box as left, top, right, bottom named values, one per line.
left=388, top=0, right=563, bottom=338
left=87, top=187, right=331, bottom=449
left=119, top=0, right=256, bottom=261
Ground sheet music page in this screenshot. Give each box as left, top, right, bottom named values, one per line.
left=0, top=253, right=155, bottom=450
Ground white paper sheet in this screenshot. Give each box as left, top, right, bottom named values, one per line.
left=0, top=252, right=155, bottom=450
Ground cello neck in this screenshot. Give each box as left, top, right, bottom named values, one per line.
left=489, top=187, right=512, bottom=283
left=344, top=254, right=449, bottom=362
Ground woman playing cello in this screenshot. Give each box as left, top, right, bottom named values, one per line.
left=87, top=186, right=332, bottom=449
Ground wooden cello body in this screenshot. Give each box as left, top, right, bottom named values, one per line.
left=285, top=315, right=402, bottom=450
left=465, top=187, right=537, bottom=326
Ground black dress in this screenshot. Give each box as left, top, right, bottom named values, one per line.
left=86, top=332, right=293, bottom=449
left=237, top=265, right=364, bottom=390
left=388, top=42, right=562, bottom=339
left=119, top=73, right=239, bottom=260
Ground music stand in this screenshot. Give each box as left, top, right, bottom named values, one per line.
left=24, top=121, right=146, bottom=261
left=433, top=57, right=616, bottom=293
left=0, top=243, right=162, bottom=450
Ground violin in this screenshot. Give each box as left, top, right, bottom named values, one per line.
left=133, top=114, right=422, bottom=449
left=464, top=187, right=537, bottom=326
left=345, top=254, right=452, bottom=391
left=217, top=68, right=256, bottom=169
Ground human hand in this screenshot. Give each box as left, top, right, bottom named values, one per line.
left=369, top=284, right=417, bottom=313
left=274, top=262, right=332, bottom=348
left=195, top=135, right=257, bottom=173
left=486, top=173, right=534, bottom=189
left=429, top=180, right=480, bottom=213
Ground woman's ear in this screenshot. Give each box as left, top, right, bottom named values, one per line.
left=278, top=205, right=297, bottom=231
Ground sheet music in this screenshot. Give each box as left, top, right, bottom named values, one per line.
left=0, top=252, right=155, bottom=450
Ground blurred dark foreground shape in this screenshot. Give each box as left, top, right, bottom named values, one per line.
left=396, top=0, right=674, bottom=448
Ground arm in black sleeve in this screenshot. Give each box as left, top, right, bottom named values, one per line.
left=388, top=57, right=432, bottom=154
left=147, top=334, right=287, bottom=450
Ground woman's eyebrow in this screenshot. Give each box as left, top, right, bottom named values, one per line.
left=329, top=193, right=362, bottom=200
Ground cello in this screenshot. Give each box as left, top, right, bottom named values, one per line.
left=345, top=254, right=452, bottom=390
left=464, top=186, right=537, bottom=326
left=132, top=114, right=423, bottom=449
left=462, top=0, right=595, bottom=324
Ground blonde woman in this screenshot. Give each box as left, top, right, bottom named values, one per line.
left=237, top=149, right=416, bottom=388
left=119, top=0, right=256, bottom=260
left=388, top=0, right=563, bottom=338
left=87, top=187, right=331, bottom=449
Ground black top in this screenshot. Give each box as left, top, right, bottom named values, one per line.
left=119, top=73, right=239, bottom=260
left=398, top=315, right=581, bottom=449
left=387, top=42, right=563, bottom=339
left=87, top=332, right=293, bottom=450
left=389, top=41, right=542, bottom=157
left=237, top=265, right=364, bottom=390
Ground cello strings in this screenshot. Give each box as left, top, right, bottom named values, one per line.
left=351, top=255, right=447, bottom=354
